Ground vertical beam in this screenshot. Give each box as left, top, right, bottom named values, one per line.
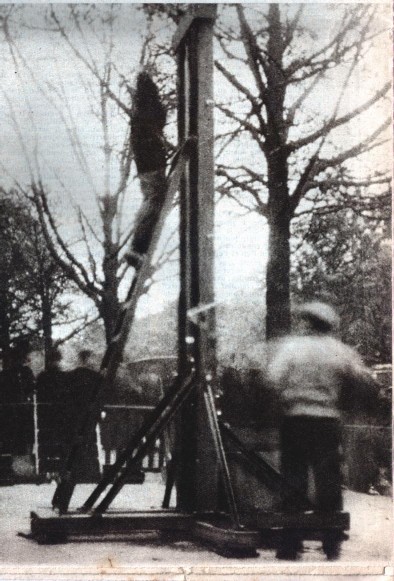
left=177, top=38, right=198, bottom=510
left=175, top=6, right=218, bottom=513
left=192, top=16, right=218, bottom=512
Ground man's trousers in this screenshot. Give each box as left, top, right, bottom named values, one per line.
left=280, top=415, right=343, bottom=512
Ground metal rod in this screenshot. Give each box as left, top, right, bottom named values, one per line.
left=81, top=374, right=192, bottom=512
left=93, top=374, right=195, bottom=514
left=162, top=454, right=177, bottom=509
left=203, top=382, right=241, bottom=529
left=220, top=422, right=314, bottom=511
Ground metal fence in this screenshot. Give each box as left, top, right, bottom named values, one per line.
left=342, top=424, right=391, bottom=492
left=0, top=399, right=168, bottom=483
left=0, top=399, right=391, bottom=492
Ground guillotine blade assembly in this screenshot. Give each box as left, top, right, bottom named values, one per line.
left=29, top=5, right=350, bottom=555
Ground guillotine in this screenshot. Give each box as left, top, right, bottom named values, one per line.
left=29, top=5, right=349, bottom=555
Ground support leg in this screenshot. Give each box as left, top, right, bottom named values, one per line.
left=312, top=419, right=343, bottom=560
left=202, top=382, right=241, bottom=529
left=276, top=418, right=309, bottom=560
left=162, top=455, right=177, bottom=509
left=81, top=375, right=191, bottom=512
left=93, top=375, right=195, bottom=514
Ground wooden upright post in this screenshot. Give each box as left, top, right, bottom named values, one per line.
left=174, top=5, right=218, bottom=513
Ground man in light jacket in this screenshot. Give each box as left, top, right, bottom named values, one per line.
left=267, top=301, right=378, bottom=560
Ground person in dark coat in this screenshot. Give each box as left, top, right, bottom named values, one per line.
left=0, top=341, right=35, bottom=456
left=36, top=347, right=68, bottom=474
left=66, top=349, right=101, bottom=482
left=100, top=368, right=143, bottom=469
left=125, top=72, right=167, bottom=269
left=267, top=301, right=379, bottom=560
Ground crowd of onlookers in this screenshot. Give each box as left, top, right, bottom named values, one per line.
left=0, top=341, right=172, bottom=482
left=0, top=341, right=35, bottom=460
left=0, top=327, right=391, bottom=500
left=0, top=342, right=101, bottom=481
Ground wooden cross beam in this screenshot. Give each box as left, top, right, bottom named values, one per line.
left=173, top=5, right=218, bottom=52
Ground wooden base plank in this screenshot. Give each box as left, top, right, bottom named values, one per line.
left=30, top=508, right=350, bottom=550
left=243, top=510, right=350, bottom=531
left=30, top=509, right=194, bottom=542
left=193, top=520, right=261, bottom=551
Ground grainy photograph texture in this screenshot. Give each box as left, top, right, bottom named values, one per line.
left=0, top=2, right=391, bottom=579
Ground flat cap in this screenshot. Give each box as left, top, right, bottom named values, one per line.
left=296, top=301, right=340, bottom=331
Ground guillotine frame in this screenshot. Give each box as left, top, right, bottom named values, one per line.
left=30, top=5, right=350, bottom=554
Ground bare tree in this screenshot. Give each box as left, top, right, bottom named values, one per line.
left=2, top=4, right=390, bottom=347
left=0, top=5, right=177, bottom=345
left=214, top=4, right=391, bottom=338
left=291, top=204, right=391, bottom=364
left=0, top=190, right=74, bottom=366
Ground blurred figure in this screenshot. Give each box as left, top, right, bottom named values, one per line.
left=99, top=363, right=146, bottom=482
left=138, top=371, right=162, bottom=405
left=36, top=347, right=64, bottom=402
left=0, top=340, right=35, bottom=402
left=267, top=301, right=378, bottom=560
left=36, top=347, right=68, bottom=475
left=219, top=362, right=283, bottom=515
left=0, top=340, right=35, bottom=456
left=66, top=349, right=100, bottom=482
left=125, top=72, right=167, bottom=269
left=100, top=363, right=142, bottom=469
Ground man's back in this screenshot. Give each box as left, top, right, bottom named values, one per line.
left=268, top=334, right=373, bottom=418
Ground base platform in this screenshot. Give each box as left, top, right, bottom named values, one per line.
left=30, top=509, right=193, bottom=543
left=30, top=508, right=350, bottom=553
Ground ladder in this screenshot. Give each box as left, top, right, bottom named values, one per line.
left=52, top=138, right=195, bottom=514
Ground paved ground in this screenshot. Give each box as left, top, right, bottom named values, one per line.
left=0, top=474, right=391, bottom=577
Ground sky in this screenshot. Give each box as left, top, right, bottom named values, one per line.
left=0, top=2, right=391, bottom=338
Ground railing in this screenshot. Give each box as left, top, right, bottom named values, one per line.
left=0, top=401, right=391, bottom=492
left=342, top=423, right=391, bottom=492
left=100, top=404, right=168, bottom=473
left=0, top=400, right=168, bottom=482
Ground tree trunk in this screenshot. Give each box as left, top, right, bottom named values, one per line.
left=0, top=271, right=11, bottom=367
left=41, top=288, right=53, bottom=369
left=101, top=240, right=121, bottom=345
left=101, top=293, right=121, bottom=345
left=265, top=4, right=291, bottom=339
left=100, top=191, right=121, bottom=345
left=266, top=214, right=291, bottom=339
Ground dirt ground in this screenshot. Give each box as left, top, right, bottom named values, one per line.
left=0, top=474, right=391, bottom=578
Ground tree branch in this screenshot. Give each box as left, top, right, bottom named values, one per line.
left=283, top=5, right=304, bottom=49
left=30, top=183, right=102, bottom=305
left=287, top=82, right=390, bottom=152
left=285, top=69, right=326, bottom=128
left=215, top=60, right=258, bottom=105
left=289, top=154, right=319, bottom=216
left=236, top=5, right=267, bottom=97
left=55, top=313, right=101, bottom=346
left=216, top=103, right=266, bottom=153
left=217, top=184, right=257, bottom=215
left=49, top=7, right=131, bottom=116
left=216, top=165, right=268, bottom=216
left=76, top=208, right=100, bottom=286
left=285, top=5, right=367, bottom=78
left=316, top=118, right=391, bottom=171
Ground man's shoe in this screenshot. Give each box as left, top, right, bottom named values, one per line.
left=276, top=546, right=300, bottom=560
left=322, top=535, right=341, bottom=560
left=276, top=534, right=302, bottom=560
